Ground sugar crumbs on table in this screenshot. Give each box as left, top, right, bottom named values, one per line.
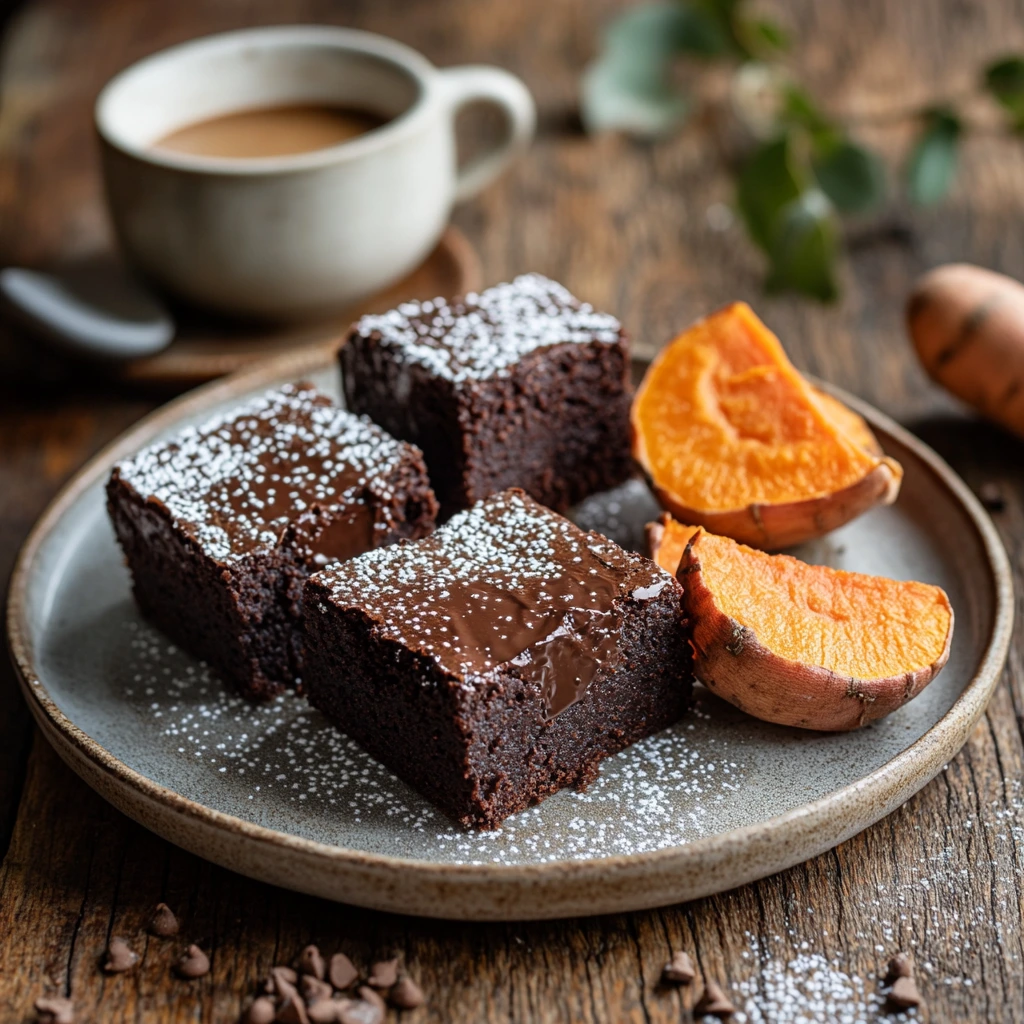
left=176, top=943, right=210, bottom=979
left=389, top=975, right=425, bottom=1009
left=888, top=975, right=922, bottom=1010
left=148, top=902, right=179, bottom=937
left=694, top=979, right=736, bottom=1017
left=103, top=936, right=139, bottom=973
left=661, top=950, right=696, bottom=985
left=366, top=958, right=398, bottom=989
left=34, top=996, right=74, bottom=1024
left=329, top=952, right=359, bottom=990
left=299, top=944, right=326, bottom=980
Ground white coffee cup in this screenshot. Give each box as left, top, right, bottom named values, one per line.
left=95, top=26, right=535, bottom=320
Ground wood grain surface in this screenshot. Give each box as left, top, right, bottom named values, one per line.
left=2, top=0, right=1024, bottom=1020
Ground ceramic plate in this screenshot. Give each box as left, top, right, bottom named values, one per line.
left=7, top=350, right=1013, bottom=920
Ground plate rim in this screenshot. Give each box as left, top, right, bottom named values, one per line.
left=6, top=348, right=1015, bottom=919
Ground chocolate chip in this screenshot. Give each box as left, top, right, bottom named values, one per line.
left=888, top=975, right=922, bottom=1009
left=885, top=951, right=913, bottom=983
left=661, top=950, right=695, bottom=985
left=243, top=996, right=277, bottom=1024
left=301, top=975, right=334, bottom=1005
left=148, top=902, right=179, bottom=937
left=34, top=996, right=74, bottom=1024
left=266, top=966, right=299, bottom=996
left=694, top=980, right=735, bottom=1017
left=275, top=991, right=310, bottom=1024
left=299, top=944, right=326, bottom=980
left=328, top=953, right=358, bottom=990
left=176, top=943, right=210, bottom=979
left=337, top=994, right=383, bottom=1024
left=103, top=936, right=139, bottom=973
left=366, top=959, right=398, bottom=989
left=307, top=999, right=342, bottom=1024
left=980, top=482, right=1006, bottom=512
left=389, top=976, right=425, bottom=1009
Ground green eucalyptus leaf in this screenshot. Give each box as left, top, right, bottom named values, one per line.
left=780, top=84, right=832, bottom=134
left=812, top=140, right=886, bottom=213
left=581, top=57, right=690, bottom=136
left=765, top=190, right=840, bottom=302
left=985, top=55, right=1024, bottom=128
left=906, top=109, right=961, bottom=205
left=740, top=17, right=789, bottom=55
left=736, top=135, right=806, bottom=252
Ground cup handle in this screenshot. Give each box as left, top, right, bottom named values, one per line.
left=440, top=65, right=536, bottom=203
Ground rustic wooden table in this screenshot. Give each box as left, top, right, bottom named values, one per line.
left=3, top=1, right=1024, bottom=1020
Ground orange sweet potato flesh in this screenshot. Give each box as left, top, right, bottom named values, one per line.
left=631, top=303, right=902, bottom=549
left=677, top=526, right=954, bottom=731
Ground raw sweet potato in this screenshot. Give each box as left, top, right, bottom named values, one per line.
left=676, top=526, right=954, bottom=731
left=909, top=263, right=1024, bottom=438
left=631, top=303, right=902, bottom=550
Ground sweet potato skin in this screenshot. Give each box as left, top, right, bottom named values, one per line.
left=909, top=263, right=1024, bottom=439
left=677, top=533, right=954, bottom=731
left=649, top=455, right=901, bottom=551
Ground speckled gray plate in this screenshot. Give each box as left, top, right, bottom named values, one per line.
left=7, top=349, right=1014, bottom=920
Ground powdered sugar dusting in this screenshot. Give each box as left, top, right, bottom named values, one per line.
left=113, top=382, right=410, bottom=563
left=351, top=273, right=622, bottom=384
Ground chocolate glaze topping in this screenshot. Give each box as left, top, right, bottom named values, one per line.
left=114, top=383, right=413, bottom=565
left=350, top=273, right=623, bottom=386
left=312, top=489, right=672, bottom=718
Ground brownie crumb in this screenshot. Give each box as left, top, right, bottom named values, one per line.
left=694, top=979, right=735, bottom=1017
left=366, top=959, right=398, bottom=990
left=275, top=991, right=310, bottom=1024
left=885, top=951, right=913, bottom=983
left=299, top=944, right=326, bottom=980
left=34, top=996, right=74, bottom=1024
left=661, top=950, right=695, bottom=985
left=888, top=975, right=922, bottom=1009
left=301, top=975, right=333, bottom=1005
left=103, top=937, right=139, bottom=973
left=148, top=902, right=179, bottom=937
left=176, top=944, right=210, bottom=979
left=389, top=975, right=425, bottom=1009
left=329, top=952, right=359, bottom=990
left=337, top=995, right=383, bottom=1024
left=979, top=481, right=1006, bottom=512
left=266, top=966, right=299, bottom=996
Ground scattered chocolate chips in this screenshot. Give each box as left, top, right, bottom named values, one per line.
left=980, top=482, right=1006, bottom=512
left=275, top=990, right=310, bottom=1024
left=243, top=996, right=277, bottom=1024
left=888, top=975, right=922, bottom=1010
left=148, top=902, right=180, bottom=937
left=301, top=975, right=333, bottom=1005
left=885, top=951, right=913, bottom=983
left=266, top=966, right=299, bottom=996
left=661, top=950, right=695, bottom=985
left=389, top=975, right=425, bottom=1009
left=34, top=996, right=74, bottom=1024
left=103, top=936, right=139, bottom=973
left=366, top=959, right=398, bottom=989
left=299, top=944, right=326, bottom=981
left=694, top=980, right=735, bottom=1017
left=328, top=953, right=359, bottom=990
left=176, top=943, right=211, bottom=979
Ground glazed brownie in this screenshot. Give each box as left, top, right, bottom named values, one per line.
left=304, top=488, right=692, bottom=829
left=107, top=382, right=438, bottom=701
left=340, top=273, right=634, bottom=515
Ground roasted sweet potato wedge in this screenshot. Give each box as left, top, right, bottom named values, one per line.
left=675, top=526, right=954, bottom=731
left=631, top=303, right=902, bottom=549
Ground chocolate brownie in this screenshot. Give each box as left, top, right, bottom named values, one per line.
left=304, top=488, right=692, bottom=829
left=340, top=274, right=634, bottom=516
left=107, top=382, right=438, bottom=700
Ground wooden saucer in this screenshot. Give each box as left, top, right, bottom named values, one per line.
left=118, top=226, right=481, bottom=389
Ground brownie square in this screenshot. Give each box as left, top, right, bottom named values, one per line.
left=107, top=382, right=438, bottom=701
left=304, top=488, right=692, bottom=829
left=340, top=273, right=634, bottom=516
